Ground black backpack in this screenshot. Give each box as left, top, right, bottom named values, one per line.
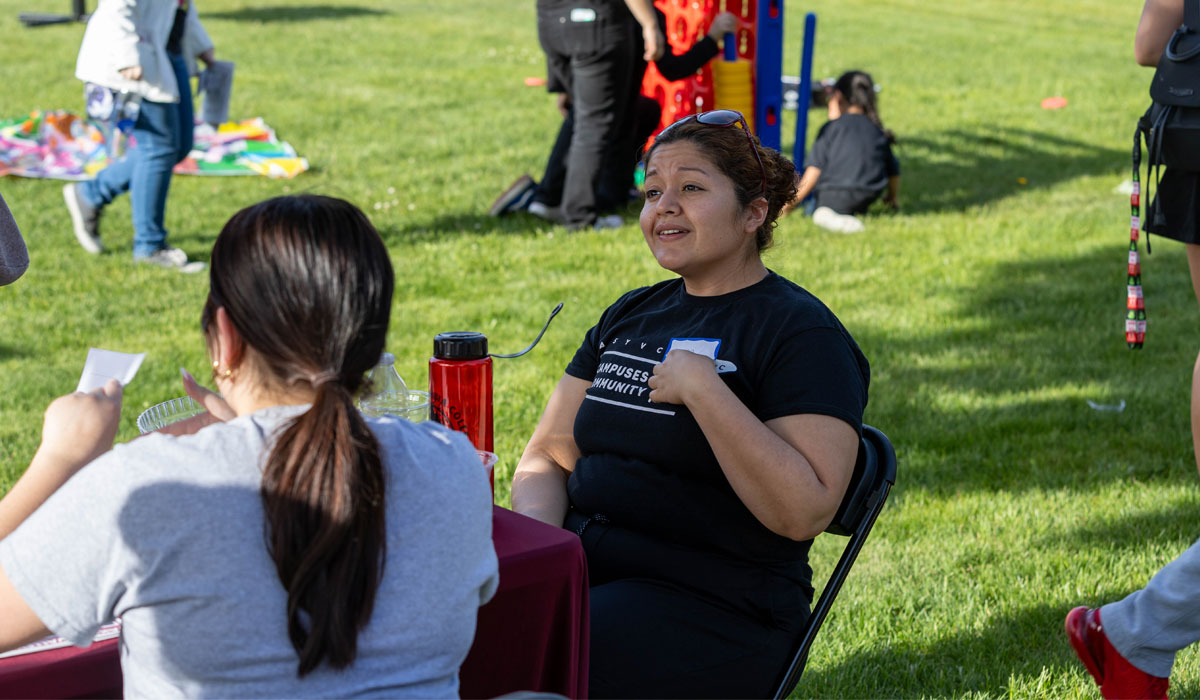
left=1139, top=0, right=1200, bottom=231
left=1127, top=1, right=1200, bottom=349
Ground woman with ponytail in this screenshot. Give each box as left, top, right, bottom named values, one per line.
left=793, top=69, right=900, bottom=234
left=0, top=195, right=498, bottom=696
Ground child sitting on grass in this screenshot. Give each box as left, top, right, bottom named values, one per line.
left=793, top=70, right=900, bottom=234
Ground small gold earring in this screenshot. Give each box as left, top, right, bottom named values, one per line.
left=211, top=360, right=232, bottom=379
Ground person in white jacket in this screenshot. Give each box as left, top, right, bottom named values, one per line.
left=62, top=0, right=214, bottom=272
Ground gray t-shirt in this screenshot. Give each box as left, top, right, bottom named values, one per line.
left=0, top=406, right=498, bottom=698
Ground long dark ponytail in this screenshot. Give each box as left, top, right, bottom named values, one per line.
left=834, top=70, right=894, bottom=144
left=202, top=194, right=394, bottom=676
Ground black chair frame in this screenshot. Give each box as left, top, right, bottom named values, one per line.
left=772, top=424, right=897, bottom=699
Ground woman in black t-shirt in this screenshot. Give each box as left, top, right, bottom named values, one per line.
left=512, top=110, right=870, bottom=699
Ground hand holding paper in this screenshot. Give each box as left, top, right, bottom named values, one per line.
left=39, top=379, right=123, bottom=470
left=0, top=379, right=123, bottom=540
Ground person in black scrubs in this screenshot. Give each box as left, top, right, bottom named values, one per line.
left=524, top=0, right=662, bottom=230
left=492, top=10, right=734, bottom=229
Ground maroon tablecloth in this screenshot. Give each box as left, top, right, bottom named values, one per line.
left=0, top=506, right=589, bottom=699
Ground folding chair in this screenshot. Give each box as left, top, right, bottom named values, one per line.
left=772, top=424, right=898, bottom=699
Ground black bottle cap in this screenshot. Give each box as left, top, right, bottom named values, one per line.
left=433, top=332, right=488, bottom=360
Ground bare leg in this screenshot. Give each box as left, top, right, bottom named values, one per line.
left=1186, top=244, right=1200, bottom=475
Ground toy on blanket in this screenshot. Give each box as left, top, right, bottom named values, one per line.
left=0, top=110, right=107, bottom=180
left=0, top=111, right=308, bottom=180
left=174, top=118, right=308, bottom=178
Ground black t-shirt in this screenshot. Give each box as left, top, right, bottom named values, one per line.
left=808, top=113, right=899, bottom=195
left=564, top=272, right=870, bottom=576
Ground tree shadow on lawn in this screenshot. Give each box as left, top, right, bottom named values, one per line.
left=860, top=243, right=1197, bottom=497
left=898, top=126, right=1126, bottom=214
left=202, top=5, right=389, bottom=22
left=1055, top=493, right=1200, bottom=552
left=798, top=599, right=1124, bottom=697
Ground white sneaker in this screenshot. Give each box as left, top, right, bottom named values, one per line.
left=137, top=247, right=207, bottom=273
left=527, top=201, right=559, bottom=222
left=63, top=183, right=103, bottom=254
left=593, top=214, right=623, bottom=229
left=812, top=206, right=865, bottom=234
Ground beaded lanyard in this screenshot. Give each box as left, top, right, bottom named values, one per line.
left=1127, top=132, right=1146, bottom=350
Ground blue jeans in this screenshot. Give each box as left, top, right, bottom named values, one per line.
left=80, top=51, right=193, bottom=258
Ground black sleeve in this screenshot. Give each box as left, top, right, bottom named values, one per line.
left=754, top=326, right=868, bottom=433
left=807, top=122, right=832, bottom=170
left=565, top=321, right=602, bottom=381
left=884, top=142, right=900, bottom=176
left=656, top=36, right=720, bottom=81
left=565, top=291, right=632, bottom=381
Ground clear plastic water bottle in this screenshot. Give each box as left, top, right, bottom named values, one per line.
left=360, top=353, right=411, bottom=417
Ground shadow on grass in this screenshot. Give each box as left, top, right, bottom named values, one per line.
left=202, top=5, right=389, bottom=22
left=388, top=196, right=646, bottom=242
left=386, top=211, right=562, bottom=244
left=797, top=600, right=1100, bottom=697
left=0, top=343, right=27, bottom=359
left=899, top=126, right=1126, bottom=214
left=1057, top=494, right=1200, bottom=550
left=860, top=243, right=1197, bottom=496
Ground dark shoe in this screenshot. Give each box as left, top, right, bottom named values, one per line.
left=136, top=247, right=206, bottom=273
left=1065, top=606, right=1169, bottom=700
left=489, top=174, right=536, bottom=216
left=63, top=183, right=103, bottom=254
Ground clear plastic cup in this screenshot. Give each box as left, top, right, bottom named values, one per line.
left=137, top=396, right=204, bottom=434
left=477, top=450, right=498, bottom=499
left=359, top=389, right=430, bottom=422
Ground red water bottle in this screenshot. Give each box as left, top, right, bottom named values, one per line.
left=429, top=332, right=493, bottom=452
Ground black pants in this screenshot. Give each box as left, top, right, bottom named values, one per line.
left=815, top=187, right=882, bottom=215
left=536, top=2, right=636, bottom=228
left=566, top=511, right=808, bottom=699
left=536, top=95, right=660, bottom=213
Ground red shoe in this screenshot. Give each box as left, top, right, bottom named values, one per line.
left=1065, top=606, right=1170, bottom=700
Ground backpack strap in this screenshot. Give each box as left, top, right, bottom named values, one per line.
left=1187, top=0, right=1200, bottom=32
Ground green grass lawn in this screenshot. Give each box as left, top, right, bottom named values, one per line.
left=1, top=0, right=1197, bottom=696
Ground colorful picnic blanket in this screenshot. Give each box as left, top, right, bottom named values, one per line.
left=0, top=110, right=308, bottom=180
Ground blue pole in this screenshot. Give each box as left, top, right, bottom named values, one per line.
left=794, top=12, right=817, bottom=168
left=754, top=0, right=784, bottom=150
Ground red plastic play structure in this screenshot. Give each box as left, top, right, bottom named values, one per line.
left=641, top=0, right=784, bottom=150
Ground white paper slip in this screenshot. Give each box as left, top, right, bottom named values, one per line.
left=77, top=348, right=145, bottom=392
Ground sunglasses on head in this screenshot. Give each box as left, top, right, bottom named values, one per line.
left=658, top=109, right=767, bottom=198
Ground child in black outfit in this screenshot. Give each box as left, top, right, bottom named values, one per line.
left=794, top=70, right=899, bottom=234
